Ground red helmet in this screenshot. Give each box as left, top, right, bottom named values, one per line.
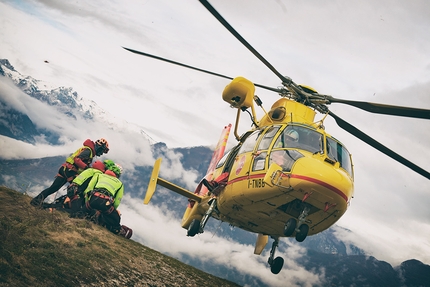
left=105, top=170, right=117, bottom=177
left=92, top=161, right=105, bottom=172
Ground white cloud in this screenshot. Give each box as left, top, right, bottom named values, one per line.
left=120, top=194, right=325, bottom=286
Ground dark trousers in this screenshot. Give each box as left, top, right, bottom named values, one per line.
left=69, top=196, right=84, bottom=213
left=31, top=166, right=78, bottom=206
left=84, top=194, right=121, bottom=234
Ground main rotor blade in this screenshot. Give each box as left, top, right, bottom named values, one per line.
left=329, top=111, right=430, bottom=180
left=328, top=97, right=430, bottom=119
left=199, top=0, right=291, bottom=85
left=123, top=47, right=280, bottom=93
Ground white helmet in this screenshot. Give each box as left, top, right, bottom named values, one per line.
left=285, top=130, right=299, bottom=142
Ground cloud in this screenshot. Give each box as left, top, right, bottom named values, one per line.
left=120, top=194, right=326, bottom=286
left=0, top=78, right=154, bottom=166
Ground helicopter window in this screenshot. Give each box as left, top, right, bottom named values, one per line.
left=270, top=150, right=304, bottom=172
left=238, top=129, right=263, bottom=154
left=253, top=152, right=267, bottom=171
left=217, top=143, right=242, bottom=173
left=257, top=126, right=280, bottom=151
left=274, top=126, right=322, bottom=154
left=327, top=137, right=353, bottom=176
left=216, top=148, right=231, bottom=169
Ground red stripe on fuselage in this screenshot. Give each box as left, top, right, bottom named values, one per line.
left=227, top=173, right=348, bottom=202
left=289, top=174, right=348, bottom=202
left=228, top=173, right=263, bottom=184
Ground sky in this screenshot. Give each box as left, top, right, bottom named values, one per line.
left=1, top=0, right=430, bottom=285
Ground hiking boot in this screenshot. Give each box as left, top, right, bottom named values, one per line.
left=30, top=189, right=53, bottom=208
left=119, top=225, right=133, bottom=239
left=30, top=196, right=43, bottom=207
left=70, top=211, right=86, bottom=219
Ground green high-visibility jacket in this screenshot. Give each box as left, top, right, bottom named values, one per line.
left=72, top=168, right=104, bottom=194
left=84, top=173, right=124, bottom=209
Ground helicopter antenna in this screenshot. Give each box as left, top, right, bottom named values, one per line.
left=244, top=109, right=259, bottom=128
left=314, top=113, right=328, bottom=130
left=254, top=95, right=272, bottom=124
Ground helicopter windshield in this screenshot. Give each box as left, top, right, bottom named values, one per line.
left=236, top=126, right=281, bottom=155
left=273, top=125, right=322, bottom=154
left=257, top=126, right=281, bottom=150
left=234, top=126, right=281, bottom=172
left=237, top=129, right=264, bottom=154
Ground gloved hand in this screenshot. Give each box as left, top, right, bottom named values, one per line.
left=67, top=183, right=78, bottom=198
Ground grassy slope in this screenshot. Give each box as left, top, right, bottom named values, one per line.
left=0, top=187, right=240, bottom=287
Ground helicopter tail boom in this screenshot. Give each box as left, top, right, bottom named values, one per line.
left=144, top=158, right=202, bottom=204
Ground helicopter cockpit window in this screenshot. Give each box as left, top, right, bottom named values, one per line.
left=216, top=148, right=231, bottom=169
left=257, top=126, right=280, bottom=151
left=326, top=137, right=353, bottom=176
left=270, top=149, right=304, bottom=172
left=238, top=129, right=263, bottom=154
left=273, top=126, right=323, bottom=154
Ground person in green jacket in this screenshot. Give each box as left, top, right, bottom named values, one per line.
left=82, top=163, right=132, bottom=238
left=66, top=160, right=107, bottom=215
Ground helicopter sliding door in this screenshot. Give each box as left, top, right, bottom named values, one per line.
left=230, top=129, right=263, bottom=178
left=227, top=126, right=281, bottom=199
left=252, top=126, right=281, bottom=172
left=230, top=126, right=282, bottom=177
left=220, top=126, right=283, bottom=230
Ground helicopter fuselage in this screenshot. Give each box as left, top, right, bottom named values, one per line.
left=181, top=93, right=354, bottom=239
left=214, top=131, right=354, bottom=237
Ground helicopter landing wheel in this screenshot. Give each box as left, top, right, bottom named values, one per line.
left=267, top=237, right=284, bottom=274
left=187, top=219, right=201, bottom=237
left=270, top=256, right=284, bottom=274
left=295, top=224, right=309, bottom=242
left=283, top=218, right=297, bottom=237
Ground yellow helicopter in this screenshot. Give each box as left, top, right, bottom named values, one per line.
left=125, top=0, right=430, bottom=274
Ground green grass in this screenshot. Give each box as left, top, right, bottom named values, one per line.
left=0, top=187, right=241, bottom=287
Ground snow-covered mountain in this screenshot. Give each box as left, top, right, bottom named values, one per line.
left=0, top=59, right=154, bottom=144
left=1, top=59, right=99, bottom=120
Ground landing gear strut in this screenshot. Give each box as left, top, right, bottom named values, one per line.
left=283, top=206, right=310, bottom=242
left=295, top=206, right=310, bottom=242
left=268, top=237, right=284, bottom=274
left=187, top=198, right=218, bottom=237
